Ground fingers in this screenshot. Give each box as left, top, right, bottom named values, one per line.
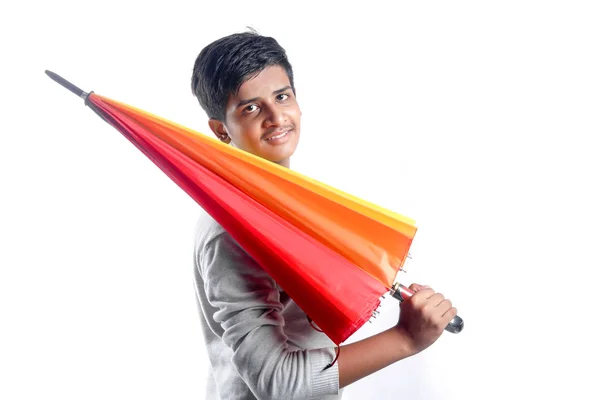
left=437, top=298, right=453, bottom=311
left=411, top=290, right=456, bottom=319
left=410, top=288, right=436, bottom=304
left=405, top=284, right=457, bottom=317
left=442, top=306, right=458, bottom=321
left=436, top=299, right=456, bottom=323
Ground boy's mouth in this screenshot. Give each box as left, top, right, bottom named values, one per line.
left=263, top=128, right=292, bottom=142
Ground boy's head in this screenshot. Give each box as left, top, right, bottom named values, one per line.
left=191, top=31, right=301, bottom=168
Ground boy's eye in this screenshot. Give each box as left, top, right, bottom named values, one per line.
left=277, top=93, right=289, bottom=101
left=244, top=104, right=258, bottom=113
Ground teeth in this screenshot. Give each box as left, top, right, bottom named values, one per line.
left=267, top=131, right=288, bottom=141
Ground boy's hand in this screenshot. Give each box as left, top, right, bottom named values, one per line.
left=395, top=283, right=457, bottom=355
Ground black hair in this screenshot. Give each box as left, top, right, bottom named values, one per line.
left=191, top=31, right=295, bottom=121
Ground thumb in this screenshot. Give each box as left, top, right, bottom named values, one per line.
left=408, top=283, right=431, bottom=292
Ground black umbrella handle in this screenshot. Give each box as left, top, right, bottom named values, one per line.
left=45, top=70, right=91, bottom=100
left=390, top=282, right=464, bottom=333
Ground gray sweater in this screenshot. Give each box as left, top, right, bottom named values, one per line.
left=193, top=211, right=343, bottom=400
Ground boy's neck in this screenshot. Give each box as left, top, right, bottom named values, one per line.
left=277, top=159, right=291, bottom=169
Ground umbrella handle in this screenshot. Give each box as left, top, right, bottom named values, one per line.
left=390, top=283, right=464, bottom=334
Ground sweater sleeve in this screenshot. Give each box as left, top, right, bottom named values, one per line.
left=198, top=231, right=340, bottom=400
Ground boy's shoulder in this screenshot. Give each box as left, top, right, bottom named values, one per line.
left=194, top=211, right=228, bottom=255
left=195, top=210, right=225, bottom=240
left=193, top=211, right=251, bottom=268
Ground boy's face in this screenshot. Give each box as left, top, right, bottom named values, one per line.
left=208, top=65, right=301, bottom=168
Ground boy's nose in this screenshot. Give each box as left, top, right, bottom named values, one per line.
left=264, top=105, right=286, bottom=127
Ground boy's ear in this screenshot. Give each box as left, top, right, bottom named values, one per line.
left=208, top=119, right=231, bottom=144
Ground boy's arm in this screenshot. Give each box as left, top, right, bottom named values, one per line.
left=338, top=327, right=415, bottom=388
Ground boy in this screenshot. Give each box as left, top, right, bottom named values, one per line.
left=191, top=31, right=457, bottom=400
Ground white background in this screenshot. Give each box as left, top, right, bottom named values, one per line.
left=2, top=1, right=599, bottom=399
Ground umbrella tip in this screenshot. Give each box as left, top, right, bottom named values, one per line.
left=45, top=70, right=90, bottom=101
left=45, top=70, right=60, bottom=79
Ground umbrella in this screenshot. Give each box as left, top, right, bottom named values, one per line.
left=46, top=70, right=463, bottom=346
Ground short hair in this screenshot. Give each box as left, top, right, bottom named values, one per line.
left=191, top=31, right=295, bottom=121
